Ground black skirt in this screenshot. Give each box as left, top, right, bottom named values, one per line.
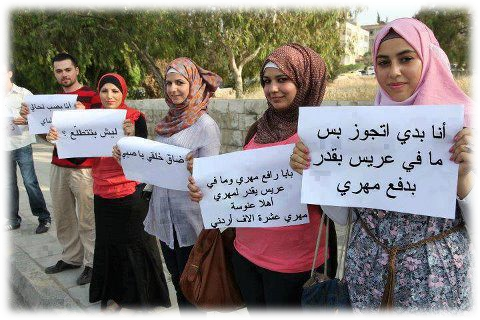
left=89, top=185, right=171, bottom=308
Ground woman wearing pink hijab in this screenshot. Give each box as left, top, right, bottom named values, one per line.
left=290, top=18, right=473, bottom=310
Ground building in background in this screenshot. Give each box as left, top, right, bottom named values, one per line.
left=361, top=23, right=387, bottom=54
left=340, top=21, right=370, bottom=66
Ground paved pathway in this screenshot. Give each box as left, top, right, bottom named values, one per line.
left=1, top=144, right=343, bottom=319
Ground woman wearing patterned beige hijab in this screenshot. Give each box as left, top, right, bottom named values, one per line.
left=144, top=57, right=223, bottom=311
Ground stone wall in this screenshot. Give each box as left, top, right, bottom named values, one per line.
left=126, top=99, right=374, bottom=154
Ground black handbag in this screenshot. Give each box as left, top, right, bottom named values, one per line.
left=302, top=212, right=352, bottom=310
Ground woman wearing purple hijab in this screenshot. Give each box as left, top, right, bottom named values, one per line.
left=290, top=18, right=473, bottom=310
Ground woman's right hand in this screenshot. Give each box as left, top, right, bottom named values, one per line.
left=13, top=117, right=27, bottom=125
left=187, top=176, right=203, bottom=202
left=289, top=140, right=311, bottom=175
left=186, top=152, right=194, bottom=174
left=46, top=126, right=59, bottom=143
left=123, top=119, right=135, bottom=136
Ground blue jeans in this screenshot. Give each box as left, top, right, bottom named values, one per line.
left=8, top=144, right=51, bottom=225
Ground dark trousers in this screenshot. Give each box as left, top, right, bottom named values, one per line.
left=159, top=232, right=196, bottom=311
left=231, top=219, right=337, bottom=310
left=231, top=248, right=322, bottom=309
left=8, top=144, right=51, bottom=225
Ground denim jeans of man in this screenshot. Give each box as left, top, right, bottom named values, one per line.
left=8, top=144, right=51, bottom=226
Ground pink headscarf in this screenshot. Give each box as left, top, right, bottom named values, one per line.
left=373, top=18, right=473, bottom=127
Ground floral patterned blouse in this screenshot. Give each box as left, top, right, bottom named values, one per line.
left=342, top=207, right=471, bottom=311
left=473, top=129, right=480, bottom=178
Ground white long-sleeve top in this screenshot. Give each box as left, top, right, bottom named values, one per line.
left=143, top=114, right=221, bottom=249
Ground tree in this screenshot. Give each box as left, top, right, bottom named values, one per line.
left=359, top=51, right=372, bottom=69
left=414, top=7, right=471, bottom=70
left=183, top=8, right=349, bottom=97
left=10, top=9, right=179, bottom=95
left=77, top=9, right=175, bottom=95
left=10, top=8, right=349, bottom=98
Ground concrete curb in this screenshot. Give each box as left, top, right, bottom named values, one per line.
left=0, top=264, right=38, bottom=319
left=10, top=143, right=340, bottom=314
left=10, top=245, right=82, bottom=310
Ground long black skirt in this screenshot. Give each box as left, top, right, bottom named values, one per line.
left=89, top=185, right=171, bottom=308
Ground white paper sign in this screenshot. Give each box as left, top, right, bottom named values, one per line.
left=6, top=115, right=23, bottom=136
left=117, top=136, right=191, bottom=191
left=194, top=144, right=309, bottom=229
left=25, top=94, right=77, bottom=134
left=52, top=109, right=127, bottom=158
left=298, top=105, right=464, bottom=219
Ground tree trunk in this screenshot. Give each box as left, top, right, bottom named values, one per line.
left=224, top=47, right=243, bottom=98
left=131, top=41, right=165, bottom=95
left=231, top=46, right=262, bottom=98
left=234, top=70, right=244, bottom=99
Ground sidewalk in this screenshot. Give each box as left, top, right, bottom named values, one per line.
left=8, top=142, right=178, bottom=312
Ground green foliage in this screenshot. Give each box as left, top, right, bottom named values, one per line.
left=11, top=9, right=172, bottom=96
left=338, top=63, right=363, bottom=74
left=128, top=86, right=147, bottom=99
left=414, top=7, right=471, bottom=70
left=10, top=8, right=349, bottom=98
left=181, top=8, right=349, bottom=96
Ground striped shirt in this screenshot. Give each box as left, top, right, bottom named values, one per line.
left=143, top=113, right=221, bottom=249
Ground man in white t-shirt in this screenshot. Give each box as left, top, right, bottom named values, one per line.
left=5, top=67, right=51, bottom=233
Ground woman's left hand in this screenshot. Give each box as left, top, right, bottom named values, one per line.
left=112, top=145, right=121, bottom=164
left=186, top=152, right=194, bottom=174
left=450, top=127, right=474, bottom=177
left=123, top=119, right=135, bottom=136
left=187, top=176, right=203, bottom=202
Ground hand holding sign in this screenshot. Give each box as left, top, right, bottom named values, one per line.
left=12, top=116, right=27, bottom=125
left=25, top=94, right=78, bottom=134
left=117, top=137, right=191, bottom=191
left=186, top=152, right=194, bottom=174
left=52, top=109, right=126, bottom=158
left=46, top=126, right=59, bottom=143
left=188, top=176, right=203, bottom=202
left=112, top=145, right=122, bottom=164
left=193, top=144, right=309, bottom=229
left=20, top=103, right=29, bottom=119
left=123, top=119, right=135, bottom=136
left=451, top=128, right=474, bottom=175
left=290, top=140, right=310, bottom=175
left=75, top=102, right=86, bottom=110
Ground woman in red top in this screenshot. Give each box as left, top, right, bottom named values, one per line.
left=188, top=44, right=337, bottom=309
left=90, top=73, right=171, bottom=309
left=47, top=73, right=171, bottom=310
